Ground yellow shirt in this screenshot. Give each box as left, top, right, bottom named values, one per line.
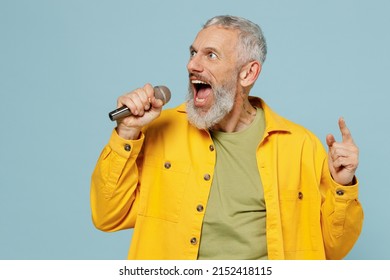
left=90, top=97, right=363, bottom=260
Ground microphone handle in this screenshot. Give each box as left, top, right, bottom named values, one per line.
left=108, top=106, right=133, bottom=121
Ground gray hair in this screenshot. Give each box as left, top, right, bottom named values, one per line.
left=203, top=15, right=267, bottom=66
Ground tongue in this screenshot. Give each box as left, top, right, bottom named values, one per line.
left=197, top=87, right=212, bottom=99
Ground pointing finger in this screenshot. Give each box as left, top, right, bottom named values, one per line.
left=338, top=117, right=354, bottom=143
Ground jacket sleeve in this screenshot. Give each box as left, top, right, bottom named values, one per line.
left=319, top=149, right=364, bottom=259
left=90, top=129, right=145, bottom=232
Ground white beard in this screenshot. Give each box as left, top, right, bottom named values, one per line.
left=186, top=80, right=237, bottom=130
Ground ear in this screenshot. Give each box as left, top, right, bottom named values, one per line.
left=239, top=61, right=262, bottom=87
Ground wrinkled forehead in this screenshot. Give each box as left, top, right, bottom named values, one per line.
left=192, top=26, right=239, bottom=54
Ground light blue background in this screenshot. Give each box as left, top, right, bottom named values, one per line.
left=0, top=0, right=389, bottom=259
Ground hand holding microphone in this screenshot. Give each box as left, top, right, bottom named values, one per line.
left=109, top=85, right=171, bottom=121
left=109, top=84, right=171, bottom=140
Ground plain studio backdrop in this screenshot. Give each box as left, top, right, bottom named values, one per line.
left=0, top=0, right=388, bottom=260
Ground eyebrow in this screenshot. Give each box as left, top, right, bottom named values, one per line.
left=189, top=45, right=220, bottom=55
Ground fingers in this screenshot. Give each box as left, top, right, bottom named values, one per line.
left=150, top=96, right=164, bottom=110
left=327, top=117, right=359, bottom=185
left=117, top=83, right=155, bottom=116
left=328, top=147, right=359, bottom=177
left=338, top=117, right=354, bottom=144
left=328, top=142, right=359, bottom=162
left=327, top=118, right=355, bottom=148
left=327, top=134, right=359, bottom=180
left=328, top=120, right=359, bottom=160
left=326, top=134, right=336, bottom=148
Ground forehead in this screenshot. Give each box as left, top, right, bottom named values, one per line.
left=192, top=25, right=239, bottom=53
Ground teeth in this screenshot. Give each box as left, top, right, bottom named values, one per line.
left=191, top=80, right=208, bottom=85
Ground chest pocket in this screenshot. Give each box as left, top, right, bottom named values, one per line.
left=278, top=187, right=321, bottom=251
left=138, top=156, right=190, bottom=223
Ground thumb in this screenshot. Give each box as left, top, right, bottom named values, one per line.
left=150, top=96, right=164, bottom=109
left=326, top=134, right=336, bottom=148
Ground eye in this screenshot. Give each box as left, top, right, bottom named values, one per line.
left=190, top=50, right=197, bottom=57
left=208, top=52, right=218, bottom=59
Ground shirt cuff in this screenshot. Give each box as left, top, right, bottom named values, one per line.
left=108, top=128, right=145, bottom=158
left=332, top=176, right=359, bottom=201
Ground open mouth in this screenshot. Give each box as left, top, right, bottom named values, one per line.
left=191, top=80, right=212, bottom=104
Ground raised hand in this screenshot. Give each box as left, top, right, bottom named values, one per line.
left=326, top=118, right=359, bottom=186
left=116, top=83, right=164, bottom=140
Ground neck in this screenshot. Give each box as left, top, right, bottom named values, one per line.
left=211, top=95, right=256, bottom=133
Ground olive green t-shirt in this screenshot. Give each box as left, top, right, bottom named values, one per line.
left=198, top=108, right=267, bottom=260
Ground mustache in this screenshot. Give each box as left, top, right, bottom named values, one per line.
left=188, top=73, right=211, bottom=84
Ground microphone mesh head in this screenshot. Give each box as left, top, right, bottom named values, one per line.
left=154, top=86, right=171, bottom=104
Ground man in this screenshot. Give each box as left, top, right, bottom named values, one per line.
left=90, top=15, right=363, bottom=260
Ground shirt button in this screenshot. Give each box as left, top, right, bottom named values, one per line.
left=209, top=145, right=215, bottom=152
left=190, top=237, right=198, bottom=245
left=298, top=192, right=303, bottom=200
left=203, top=174, right=211, bottom=181
left=336, top=189, right=345, bottom=196
left=124, top=144, right=131, bottom=151
left=196, top=205, right=204, bottom=212
left=164, top=162, right=171, bottom=169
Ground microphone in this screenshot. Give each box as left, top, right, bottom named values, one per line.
left=108, top=85, right=171, bottom=121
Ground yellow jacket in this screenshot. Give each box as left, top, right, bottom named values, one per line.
left=91, top=97, right=363, bottom=260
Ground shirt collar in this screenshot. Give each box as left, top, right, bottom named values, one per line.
left=175, top=97, right=292, bottom=134
left=249, top=96, right=291, bottom=135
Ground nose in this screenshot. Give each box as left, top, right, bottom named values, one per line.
left=187, top=55, right=203, bottom=73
